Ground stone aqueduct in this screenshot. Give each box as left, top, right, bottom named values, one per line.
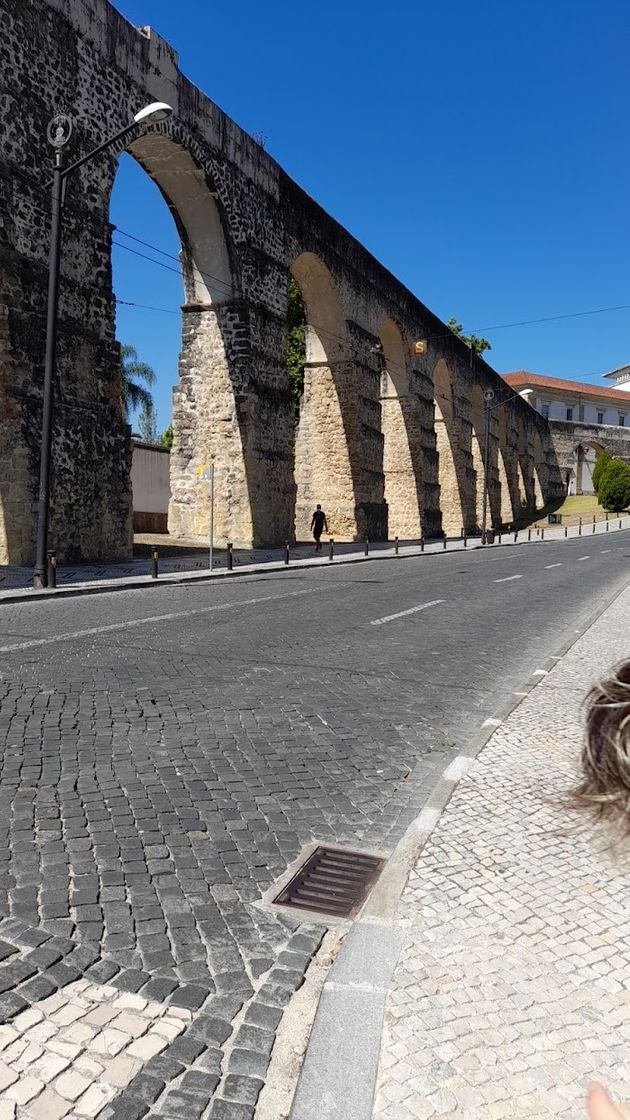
left=0, top=0, right=564, bottom=566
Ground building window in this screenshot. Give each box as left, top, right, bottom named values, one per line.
left=541, top=403, right=550, bottom=419
left=597, top=411, right=604, bottom=424
left=620, top=414, right=626, bottom=427
left=578, top=405, right=585, bottom=421
left=566, top=407, right=573, bottom=421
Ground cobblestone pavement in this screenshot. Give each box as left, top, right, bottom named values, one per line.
left=373, top=583, right=630, bottom=1120
left=0, top=544, right=628, bottom=1118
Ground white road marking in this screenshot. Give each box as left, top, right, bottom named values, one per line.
left=370, top=599, right=445, bottom=626
left=579, top=555, right=590, bottom=561
left=544, top=563, right=562, bottom=569
left=601, top=549, right=611, bottom=554
left=494, top=574, right=523, bottom=583
left=0, top=588, right=322, bottom=654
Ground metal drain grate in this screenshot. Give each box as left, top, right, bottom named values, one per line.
left=273, top=846, right=385, bottom=918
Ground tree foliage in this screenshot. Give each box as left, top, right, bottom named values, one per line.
left=137, top=401, right=158, bottom=443
left=287, top=277, right=306, bottom=420
left=597, top=457, right=630, bottom=512
left=160, top=423, right=173, bottom=449
left=447, top=317, right=492, bottom=355
left=118, top=343, right=156, bottom=419
left=592, top=448, right=611, bottom=494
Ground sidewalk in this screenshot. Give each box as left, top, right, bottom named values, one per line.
left=290, top=581, right=630, bottom=1120
left=2, top=515, right=630, bottom=604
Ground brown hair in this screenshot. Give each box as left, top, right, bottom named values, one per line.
left=573, top=660, right=630, bottom=836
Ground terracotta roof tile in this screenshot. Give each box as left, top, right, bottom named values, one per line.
left=502, top=371, right=630, bottom=403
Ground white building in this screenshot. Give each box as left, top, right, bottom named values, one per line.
left=503, top=371, right=630, bottom=494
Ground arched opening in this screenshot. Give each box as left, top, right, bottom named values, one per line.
left=110, top=132, right=255, bottom=547
left=433, top=359, right=465, bottom=535
left=574, top=440, right=606, bottom=495
left=379, top=319, right=422, bottom=538
left=498, top=449, right=513, bottom=525
left=471, top=385, right=487, bottom=533
left=517, top=462, right=528, bottom=515
left=290, top=253, right=357, bottom=540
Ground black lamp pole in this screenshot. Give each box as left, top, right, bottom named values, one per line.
left=32, top=104, right=172, bottom=588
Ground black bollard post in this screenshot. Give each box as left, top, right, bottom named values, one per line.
left=394, top=536, right=399, bottom=555
left=592, top=519, right=596, bottom=534
left=227, top=542, right=233, bottom=571
left=463, top=532, right=467, bottom=548
left=514, top=530, right=518, bottom=542
left=606, top=519, right=609, bottom=532
left=498, top=531, right=502, bottom=544
left=541, top=527, right=545, bottom=540
left=528, top=528, right=531, bottom=542
left=579, top=519, right=582, bottom=536
left=285, top=541, right=290, bottom=565
left=151, top=548, right=158, bottom=579
left=420, top=537, right=425, bottom=552
left=364, top=536, right=369, bottom=556
left=47, top=550, right=57, bottom=589
left=620, top=519, right=623, bottom=530
left=443, top=536, right=447, bottom=550
left=329, top=538, right=334, bottom=562
left=565, top=525, right=568, bottom=538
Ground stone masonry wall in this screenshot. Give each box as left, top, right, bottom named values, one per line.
left=0, top=0, right=565, bottom=562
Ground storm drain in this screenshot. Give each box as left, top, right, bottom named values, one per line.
left=273, top=846, right=385, bottom=918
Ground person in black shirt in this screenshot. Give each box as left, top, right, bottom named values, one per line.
left=310, top=504, right=328, bottom=551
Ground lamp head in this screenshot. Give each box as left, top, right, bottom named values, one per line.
left=518, top=388, right=533, bottom=398
left=133, top=102, right=173, bottom=124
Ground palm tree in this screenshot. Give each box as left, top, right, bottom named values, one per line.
left=117, top=343, right=156, bottom=419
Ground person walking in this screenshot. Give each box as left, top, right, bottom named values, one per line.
left=310, top=504, right=328, bottom=552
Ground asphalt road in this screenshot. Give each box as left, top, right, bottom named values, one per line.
left=0, top=533, right=628, bottom=1113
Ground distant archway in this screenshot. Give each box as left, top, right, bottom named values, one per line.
left=379, top=319, right=422, bottom=538
left=574, top=439, right=606, bottom=495
left=471, top=385, right=487, bottom=532
left=433, top=359, right=465, bottom=535
left=291, top=253, right=357, bottom=540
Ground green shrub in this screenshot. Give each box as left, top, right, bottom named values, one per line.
left=592, top=449, right=611, bottom=494
left=597, top=458, right=630, bottom=512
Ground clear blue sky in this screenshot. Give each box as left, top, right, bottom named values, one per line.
left=111, top=0, right=629, bottom=433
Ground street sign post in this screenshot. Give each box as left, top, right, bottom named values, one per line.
left=198, top=463, right=215, bottom=570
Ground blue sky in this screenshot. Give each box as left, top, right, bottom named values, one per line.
left=111, top=0, right=629, bottom=433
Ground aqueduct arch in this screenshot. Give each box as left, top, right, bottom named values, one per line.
left=0, top=0, right=566, bottom=564
left=379, top=319, right=422, bottom=538
left=291, top=253, right=357, bottom=540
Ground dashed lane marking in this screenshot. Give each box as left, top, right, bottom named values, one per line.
left=601, top=549, right=611, bottom=553
left=370, top=599, right=446, bottom=626
left=544, top=563, right=562, bottom=569
left=494, top=574, right=523, bottom=583
left=579, top=556, right=590, bottom=561
left=0, top=587, right=325, bottom=654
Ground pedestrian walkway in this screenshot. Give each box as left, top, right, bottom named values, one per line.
left=372, top=583, right=630, bottom=1119
left=2, top=515, right=629, bottom=603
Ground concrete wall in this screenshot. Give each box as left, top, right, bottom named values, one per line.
left=0, top=0, right=565, bottom=564
left=131, top=442, right=170, bottom=532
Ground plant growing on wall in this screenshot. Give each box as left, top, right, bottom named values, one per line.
left=287, top=277, right=306, bottom=421
left=447, top=317, right=492, bottom=355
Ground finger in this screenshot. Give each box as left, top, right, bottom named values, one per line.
left=587, top=1083, right=624, bottom=1119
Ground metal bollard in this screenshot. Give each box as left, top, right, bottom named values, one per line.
left=364, top=535, right=369, bottom=556
left=151, top=548, right=158, bottom=579
left=579, top=519, right=582, bottom=536
left=394, top=536, right=399, bottom=555
left=463, top=533, right=467, bottom=548
left=329, top=538, right=334, bottom=561
left=498, top=531, right=502, bottom=544
left=541, top=527, right=545, bottom=540
left=528, top=528, right=531, bottom=542
left=227, top=542, right=233, bottom=571
left=443, top=536, right=447, bottom=550
left=284, top=541, right=290, bottom=565
left=420, top=537, right=425, bottom=552
left=47, top=550, right=57, bottom=589
left=620, top=519, right=623, bottom=530
left=514, top=530, right=518, bottom=542
left=565, top=525, right=568, bottom=537
left=606, top=520, right=609, bottom=532
left=592, top=519, right=596, bottom=534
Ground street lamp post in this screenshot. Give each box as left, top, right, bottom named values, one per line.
left=33, top=102, right=173, bottom=588
left=480, top=387, right=533, bottom=544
